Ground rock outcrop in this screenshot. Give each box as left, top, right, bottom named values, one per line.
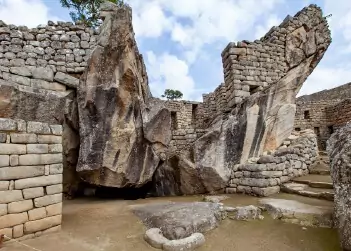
left=327, top=122, right=351, bottom=250
left=76, top=3, right=171, bottom=188
left=152, top=5, right=331, bottom=196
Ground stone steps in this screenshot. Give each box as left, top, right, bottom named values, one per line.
left=281, top=183, right=334, bottom=201
left=259, top=198, right=333, bottom=228
left=292, top=174, right=333, bottom=189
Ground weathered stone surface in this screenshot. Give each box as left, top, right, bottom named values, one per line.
left=8, top=200, right=33, bottom=213
left=54, top=72, right=79, bottom=88
left=32, top=67, right=54, bottom=82
left=144, top=228, right=169, bottom=249
left=0, top=155, right=9, bottom=167
left=18, top=153, right=62, bottom=165
left=23, top=187, right=44, bottom=199
left=0, top=212, right=28, bottom=229
left=28, top=208, right=47, bottom=221
left=46, top=184, right=63, bottom=195
left=0, top=144, right=26, bottom=154
left=0, top=190, right=23, bottom=203
left=27, top=121, right=51, bottom=134
left=34, top=193, right=62, bottom=207
left=77, top=5, right=171, bottom=188
left=37, top=135, right=62, bottom=144
left=15, top=174, right=62, bottom=189
left=162, top=233, right=205, bottom=251
left=27, top=144, right=49, bottom=154
left=0, top=165, right=45, bottom=180
left=24, top=215, right=61, bottom=234
left=228, top=205, right=263, bottom=221
left=327, top=122, right=351, bottom=250
left=131, top=202, right=223, bottom=240
left=10, top=133, right=37, bottom=143
left=46, top=202, right=62, bottom=217
left=13, top=224, right=24, bottom=238
left=259, top=198, right=333, bottom=227
left=0, top=204, right=7, bottom=217
left=0, top=181, right=9, bottom=191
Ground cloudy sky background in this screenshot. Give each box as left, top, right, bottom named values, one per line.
left=1, top=0, right=350, bottom=101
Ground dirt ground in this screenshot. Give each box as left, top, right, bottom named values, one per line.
left=2, top=194, right=340, bottom=251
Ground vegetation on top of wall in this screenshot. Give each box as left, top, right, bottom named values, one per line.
left=161, top=89, right=184, bottom=100
left=60, top=0, right=125, bottom=27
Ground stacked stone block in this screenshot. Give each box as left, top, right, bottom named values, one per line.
left=0, top=118, right=63, bottom=241
left=0, top=19, right=97, bottom=92
left=200, top=4, right=330, bottom=115
left=326, top=99, right=351, bottom=130
left=226, top=129, right=318, bottom=196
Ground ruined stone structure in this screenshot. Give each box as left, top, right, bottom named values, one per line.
left=0, top=118, right=63, bottom=240
left=0, top=2, right=332, bottom=241
left=295, top=83, right=351, bottom=149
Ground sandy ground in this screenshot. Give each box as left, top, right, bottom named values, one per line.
left=2, top=194, right=340, bottom=251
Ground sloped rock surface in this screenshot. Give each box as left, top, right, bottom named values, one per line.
left=77, top=4, right=171, bottom=187
left=327, top=122, right=351, bottom=250
left=131, top=202, right=223, bottom=240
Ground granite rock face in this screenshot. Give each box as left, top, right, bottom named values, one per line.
left=131, top=202, right=224, bottom=240
left=153, top=4, right=331, bottom=196
left=327, top=122, right=351, bottom=250
left=76, top=5, right=171, bottom=188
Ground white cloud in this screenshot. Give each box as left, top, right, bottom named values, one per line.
left=254, top=15, right=281, bottom=39
left=146, top=51, right=195, bottom=100
left=0, top=0, right=58, bottom=27
left=298, top=64, right=351, bottom=96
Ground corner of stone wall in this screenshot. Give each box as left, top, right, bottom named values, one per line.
left=226, top=129, right=319, bottom=196
left=0, top=118, right=63, bottom=241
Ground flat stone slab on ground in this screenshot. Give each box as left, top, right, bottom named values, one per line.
left=130, top=202, right=223, bottom=240
left=203, top=195, right=229, bottom=203
left=259, top=198, right=333, bottom=228
left=281, top=182, right=334, bottom=201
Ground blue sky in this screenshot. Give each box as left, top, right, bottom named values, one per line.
left=1, top=0, right=351, bottom=101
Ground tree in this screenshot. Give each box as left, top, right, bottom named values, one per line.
left=60, top=0, right=125, bottom=28
left=161, top=89, right=183, bottom=100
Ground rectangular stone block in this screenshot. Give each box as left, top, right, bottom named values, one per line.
left=0, top=228, right=13, bottom=240
left=0, top=133, right=6, bottom=143
left=43, top=225, right=61, bottom=234
left=34, top=193, right=62, bottom=207
left=10, top=154, right=18, bottom=166
left=50, top=125, right=62, bottom=136
left=13, top=224, right=24, bottom=238
left=0, top=166, right=45, bottom=180
left=37, top=135, right=62, bottom=144
left=28, top=207, right=46, bottom=221
left=18, top=154, right=63, bottom=165
left=0, top=118, right=17, bottom=131
left=0, top=212, right=28, bottom=229
left=0, top=204, right=7, bottom=217
left=49, top=164, right=63, bottom=174
left=46, top=184, right=62, bottom=195
left=24, top=215, right=61, bottom=234
left=252, top=186, right=280, bottom=196
left=23, top=187, right=44, bottom=199
left=15, top=174, right=62, bottom=189
left=46, top=202, right=62, bottom=217
left=0, top=181, right=9, bottom=191
left=27, top=144, right=48, bottom=154
left=0, top=190, right=23, bottom=203
left=8, top=199, right=34, bottom=213
left=27, top=121, right=51, bottom=134
left=0, top=155, right=9, bottom=167
left=0, top=144, right=26, bottom=154
left=31, top=79, right=66, bottom=92
left=48, top=144, right=62, bottom=153
left=10, top=133, right=37, bottom=143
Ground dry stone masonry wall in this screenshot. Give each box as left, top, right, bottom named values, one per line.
left=0, top=118, right=63, bottom=241
left=202, top=4, right=330, bottom=115
left=227, top=130, right=318, bottom=196
left=295, top=83, right=351, bottom=150
left=0, top=19, right=97, bottom=92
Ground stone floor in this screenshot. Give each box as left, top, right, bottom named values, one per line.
left=1, top=194, right=340, bottom=251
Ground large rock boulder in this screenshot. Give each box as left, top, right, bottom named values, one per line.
left=327, top=122, right=351, bottom=250
left=153, top=5, right=331, bottom=196
left=76, top=4, right=171, bottom=187
left=131, top=202, right=224, bottom=240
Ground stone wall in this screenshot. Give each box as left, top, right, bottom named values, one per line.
left=0, top=20, right=97, bottom=92
left=0, top=118, right=63, bottom=241
left=326, top=98, right=351, bottom=130
left=164, top=100, right=207, bottom=153
left=295, top=83, right=351, bottom=150
left=201, top=4, right=330, bottom=115
left=226, top=129, right=318, bottom=196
